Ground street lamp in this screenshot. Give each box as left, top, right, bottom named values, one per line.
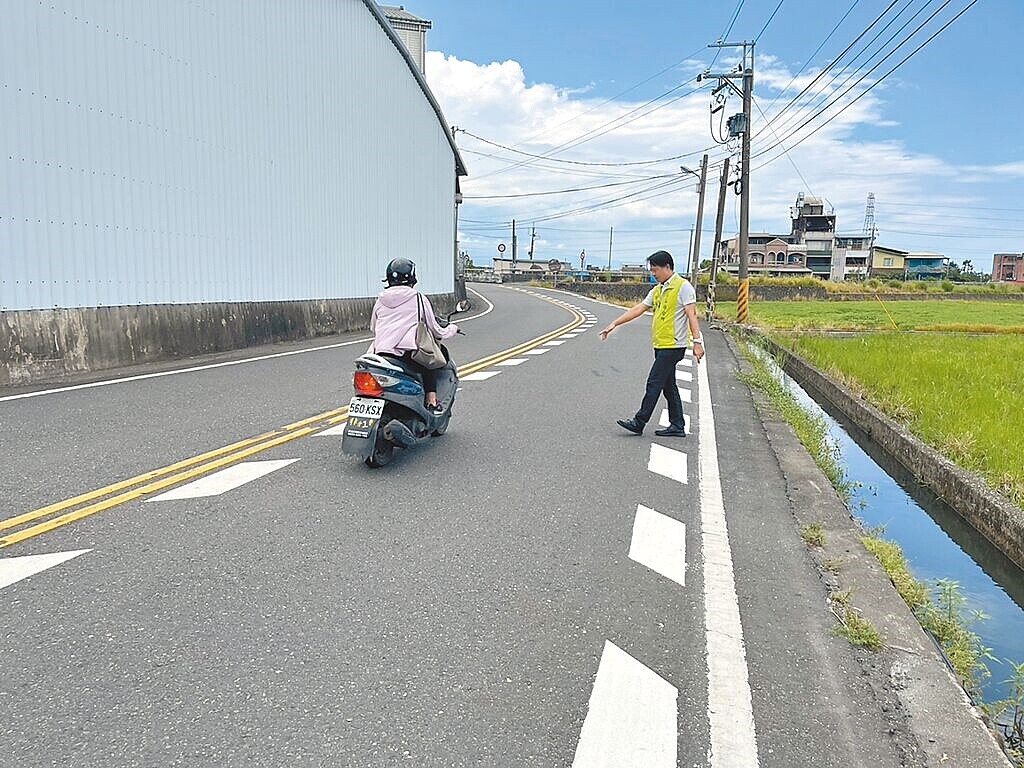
left=680, top=156, right=709, bottom=284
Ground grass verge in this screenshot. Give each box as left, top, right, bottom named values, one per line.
left=735, top=337, right=852, bottom=502
left=714, top=299, right=1024, bottom=332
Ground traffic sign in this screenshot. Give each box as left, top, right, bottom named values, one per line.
left=497, top=243, right=506, bottom=253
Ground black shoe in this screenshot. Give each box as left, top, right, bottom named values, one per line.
left=655, top=426, right=686, bottom=437
left=427, top=402, right=445, bottom=414
left=616, top=418, right=644, bottom=435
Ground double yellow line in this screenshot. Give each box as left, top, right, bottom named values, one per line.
left=0, top=300, right=585, bottom=549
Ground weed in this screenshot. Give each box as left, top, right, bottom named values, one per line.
left=801, top=523, right=827, bottom=548
left=833, top=608, right=884, bottom=651
left=822, top=557, right=844, bottom=573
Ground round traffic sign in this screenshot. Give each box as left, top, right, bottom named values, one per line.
left=497, top=243, right=506, bottom=253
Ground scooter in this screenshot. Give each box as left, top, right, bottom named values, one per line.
left=342, top=299, right=470, bottom=467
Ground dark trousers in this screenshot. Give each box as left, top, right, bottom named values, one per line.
left=400, top=351, right=438, bottom=392
left=381, top=351, right=438, bottom=393
left=634, top=347, right=687, bottom=428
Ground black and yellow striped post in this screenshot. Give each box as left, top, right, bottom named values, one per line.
left=737, top=279, right=750, bottom=323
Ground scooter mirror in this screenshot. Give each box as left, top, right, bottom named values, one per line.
left=455, top=299, right=471, bottom=313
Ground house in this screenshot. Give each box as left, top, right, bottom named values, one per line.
left=492, top=258, right=572, bottom=275
left=870, top=246, right=907, bottom=278
left=905, top=253, right=947, bottom=279
left=994, top=253, right=1024, bottom=283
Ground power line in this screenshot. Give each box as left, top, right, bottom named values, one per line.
left=760, top=0, right=864, bottom=115
left=463, top=173, right=678, bottom=200
left=757, top=0, right=943, bottom=144
left=471, top=77, right=703, bottom=181
left=752, top=0, right=979, bottom=165
left=505, top=45, right=709, bottom=151
left=755, top=0, right=786, bottom=42
left=754, top=0, right=903, bottom=136
left=459, top=130, right=697, bottom=168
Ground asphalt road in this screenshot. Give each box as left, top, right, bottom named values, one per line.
left=0, top=285, right=920, bottom=766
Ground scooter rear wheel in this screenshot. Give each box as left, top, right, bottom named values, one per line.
left=365, top=431, right=394, bottom=467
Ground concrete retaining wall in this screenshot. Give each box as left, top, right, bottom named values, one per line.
left=554, top=281, right=829, bottom=303
left=754, top=331, right=1024, bottom=570
left=0, top=294, right=455, bottom=387
left=831, top=292, right=1024, bottom=302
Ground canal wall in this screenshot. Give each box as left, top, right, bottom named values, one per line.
left=751, top=330, right=1024, bottom=571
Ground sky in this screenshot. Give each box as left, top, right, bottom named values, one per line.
left=404, top=0, right=1023, bottom=272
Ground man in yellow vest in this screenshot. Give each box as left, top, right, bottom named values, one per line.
left=599, top=250, right=704, bottom=436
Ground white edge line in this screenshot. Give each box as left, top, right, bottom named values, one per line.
left=698, top=348, right=760, bottom=768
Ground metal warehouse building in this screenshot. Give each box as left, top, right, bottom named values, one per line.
left=0, top=0, right=466, bottom=384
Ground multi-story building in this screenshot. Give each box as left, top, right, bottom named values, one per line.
left=832, top=234, right=872, bottom=280
left=381, top=5, right=432, bottom=73
left=718, top=193, right=945, bottom=281
left=719, top=194, right=839, bottom=278
left=994, top=253, right=1024, bottom=283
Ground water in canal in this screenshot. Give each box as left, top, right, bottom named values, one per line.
left=764, top=353, right=1024, bottom=703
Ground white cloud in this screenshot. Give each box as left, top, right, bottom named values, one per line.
left=427, top=51, right=1019, bottom=264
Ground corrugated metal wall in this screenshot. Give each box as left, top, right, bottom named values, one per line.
left=0, top=0, right=457, bottom=311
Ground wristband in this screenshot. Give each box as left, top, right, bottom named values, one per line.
left=692, top=337, right=704, bottom=346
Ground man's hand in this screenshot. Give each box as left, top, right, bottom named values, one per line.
left=692, top=341, right=705, bottom=362
left=599, top=324, right=616, bottom=341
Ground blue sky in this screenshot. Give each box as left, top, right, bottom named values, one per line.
left=410, top=0, right=1022, bottom=271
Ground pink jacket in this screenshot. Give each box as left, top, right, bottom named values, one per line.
left=370, top=285, right=458, bottom=356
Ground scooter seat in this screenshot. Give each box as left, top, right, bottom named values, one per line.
left=377, top=354, right=425, bottom=381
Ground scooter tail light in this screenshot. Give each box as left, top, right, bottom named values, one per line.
left=354, top=371, right=384, bottom=396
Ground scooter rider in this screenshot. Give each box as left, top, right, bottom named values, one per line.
left=370, top=258, right=459, bottom=413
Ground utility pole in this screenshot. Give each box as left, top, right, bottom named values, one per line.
left=683, top=154, right=709, bottom=284
left=511, top=219, right=518, bottom=271
left=607, top=226, right=614, bottom=271
left=528, top=225, right=536, bottom=260
left=707, top=157, right=730, bottom=322
left=704, top=41, right=754, bottom=323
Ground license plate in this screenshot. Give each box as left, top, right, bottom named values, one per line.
left=346, top=397, right=384, bottom=439
left=349, top=397, right=384, bottom=419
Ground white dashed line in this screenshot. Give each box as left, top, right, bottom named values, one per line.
left=675, top=370, right=693, bottom=383
left=658, top=411, right=692, bottom=433
left=647, top=444, right=687, bottom=484
left=0, top=549, right=91, bottom=591
left=461, top=371, right=503, bottom=381
left=572, top=641, right=677, bottom=768
left=146, top=459, right=299, bottom=502
left=317, top=423, right=348, bottom=436
left=524, top=349, right=550, bottom=355
left=497, top=358, right=529, bottom=366
left=544, top=340, right=567, bottom=346
left=680, top=358, right=693, bottom=368
left=628, top=505, right=686, bottom=587
left=679, top=388, right=692, bottom=403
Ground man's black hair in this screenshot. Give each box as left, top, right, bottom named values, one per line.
left=647, top=250, right=674, bottom=270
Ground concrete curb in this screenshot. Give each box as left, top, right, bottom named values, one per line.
left=741, top=328, right=1024, bottom=572
left=724, top=331, right=1013, bottom=767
